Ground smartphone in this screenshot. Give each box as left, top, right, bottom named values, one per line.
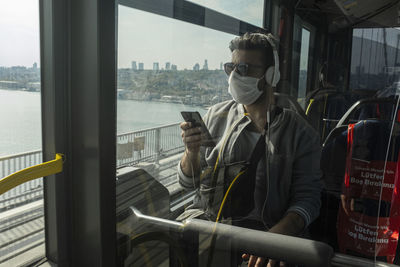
left=181, top=111, right=215, bottom=147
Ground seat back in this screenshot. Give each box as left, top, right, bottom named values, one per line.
left=305, top=89, right=376, bottom=143
left=306, top=91, right=351, bottom=142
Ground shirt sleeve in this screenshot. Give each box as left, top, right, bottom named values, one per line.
left=286, top=127, right=323, bottom=229
left=177, top=160, right=197, bottom=190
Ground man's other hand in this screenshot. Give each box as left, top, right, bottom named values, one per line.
left=242, top=254, right=286, bottom=267
left=180, top=122, right=202, bottom=153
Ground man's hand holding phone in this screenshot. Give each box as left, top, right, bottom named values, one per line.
left=180, top=121, right=202, bottom=179
left=180, top=122, right=203, bottom=154
left=180, top=111, right=214, bottom=180
left=180, top=111, right=215, bottom=147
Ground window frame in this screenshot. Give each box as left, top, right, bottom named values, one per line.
left=40, top=0, right=117, bottom=265
left=119, top=0, right=267, bottom=36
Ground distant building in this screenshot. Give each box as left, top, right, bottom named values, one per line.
left=138, top=63, right=144, bottom=70
left=153, top=62, right=159, bottom=71
left=131, top=61, right=137, bottom=70
left=27, top=82, right=41, bottom=92
left=0, top=80, right=20, bottom=89
left=171, top=64, right=177, bottom=71
left=193, top=63, right=200, bottom=71
left=220, top=62, right=223, bottom=70
left=33, top=62, right=38, bottom=69
left=203, top=59, right=208, bottom=70
left=165, top=62, right=171, bottom=70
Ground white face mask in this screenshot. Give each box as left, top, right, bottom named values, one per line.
left=228, top=70, right=263, bottom=105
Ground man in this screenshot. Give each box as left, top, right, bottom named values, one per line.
left=177, top=32, right=322, bottom=266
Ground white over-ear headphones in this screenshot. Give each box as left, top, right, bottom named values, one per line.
left=264, top=33, right=280, bottom=87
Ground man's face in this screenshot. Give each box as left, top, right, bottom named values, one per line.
left=231, top=49, right=267, bottom=78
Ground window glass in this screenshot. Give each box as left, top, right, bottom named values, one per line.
left=186, top=0, right=264, bottom=27
left=350, top=28, right=400, bottom=91
left=314, top=26, right=400, bottom=265
left=117, top=6, right=234, bottom=169
left=0, top=0, right=44, bottom=265
left=297, top=27, right=310, bottom=108
left=115, top=3, right=400, bottom=267
left=117, top=6, right=237, bottom=265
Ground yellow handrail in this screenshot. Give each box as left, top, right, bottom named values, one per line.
left=305, top=98, right=314, bottom=115
left=0, top=153, right=64, bottom=195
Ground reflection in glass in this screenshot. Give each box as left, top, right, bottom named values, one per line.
left=350, top=28, right=400, bottom=91
left=298, top=28, right=310, bottom=108
left=320, top=96, right=400, bottom=264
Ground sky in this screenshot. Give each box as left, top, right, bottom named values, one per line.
left=0, top=0, right=264, bottom=70
left=0, top=0, right=40, bottom=67
left=2, top=1, right=400, bottom=70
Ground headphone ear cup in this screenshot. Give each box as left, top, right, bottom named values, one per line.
left=265, top=66, right=275, bottom=86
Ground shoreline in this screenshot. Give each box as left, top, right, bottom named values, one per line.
left=0, top=88, right=209, bottom=109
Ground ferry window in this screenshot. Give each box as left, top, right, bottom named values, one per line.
left=115, top=1, right=400, bottom=266
left=314, top=26, right=400, bottom=265
left=297, top=27, right=310, bottom=108
left=0, top=0, right=44, bottom=265
left=186, top=0, right=264, bottom=27
left=350, top=28, right=400, bottom=91
left=116, top=4, right=240, bottom=265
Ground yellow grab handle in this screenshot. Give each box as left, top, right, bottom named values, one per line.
left=0, top=153, right=64, bottom=195
left=305, top=98, right=314, bottom=115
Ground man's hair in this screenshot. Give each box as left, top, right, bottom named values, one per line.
left=229, top=32, right=274, bottom=66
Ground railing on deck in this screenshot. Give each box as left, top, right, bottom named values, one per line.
left=0, top=150, right=43, bottom=211
left=0, top=123, right=183, bottom=211
left=117, top=123, right=183, bottom=167
left=0, top=123, right=184, bottom=263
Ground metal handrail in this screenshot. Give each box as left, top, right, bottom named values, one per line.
left=128, top=207, right=400, bottom=267
left=337, top=97, right=398, bottom=127
left=0, top=123, right=184, bottom=205
left=129, top=207, right=333, bottom=267
left=117, top=122, right=180, bottom=138
left=0, top=150, right=42, bottom=161
left=0, top=123, right=182, bottom=173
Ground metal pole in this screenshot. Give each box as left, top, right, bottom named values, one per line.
left=129, top=207, right=333, bottom=267
left=155, top=127, right=161, bottom=165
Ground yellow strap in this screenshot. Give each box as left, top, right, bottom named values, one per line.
left=305, top=98, right=314, bottom=115
left=0, top=153, right=64, bottom=195
left=215, top=169, right=246, bottom=223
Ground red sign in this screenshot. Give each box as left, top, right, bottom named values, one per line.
left=345, top=160, right=396, bottom=202
left=338, top=208, right=399, bottom=263
left=338, top=124, right=400, bottom=263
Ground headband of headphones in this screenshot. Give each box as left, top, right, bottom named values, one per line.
left=264, top=33, right=280, bottom=87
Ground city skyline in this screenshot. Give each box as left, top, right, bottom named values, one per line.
left=127, top=59, right=220, bottom=71
left=0, top=60, right=224, bottom=71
